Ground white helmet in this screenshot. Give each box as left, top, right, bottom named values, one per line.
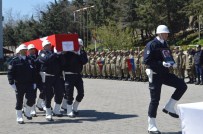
left=42, top=40, right=51, bottom=47
left=156, top=25, right=170, bottom=34
left=28, top=44, right=35, bottom=50
left=18, top=44, right=28, bottom=51
left=15, top=47, right=20, bottom=54
left=78, top=38, right=83, bottom=46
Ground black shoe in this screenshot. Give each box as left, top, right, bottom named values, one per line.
left=200, top=81, right=203, bottom=85
left=46, top=118, right=54, bottom=121
left=52, top=112, right=63, bottom=117
left=148, top=130, right=161, bottom=134
left=162, top=109, right=179, bottom=118
left=36, top=105, right=44, bottom=111
left=24, top=114, right=32, bottom=120
left=61, top=107, right=67, bottom=112
left=73, top=111, right=79, bottom=116
left=17, top=121, right=24, bottom=124
left=31, top=114, right=37, bottom=117
left=67, top=114, right=75, bottom=118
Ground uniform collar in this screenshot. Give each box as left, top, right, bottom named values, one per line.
left=156, top=36, right=165, bottom=44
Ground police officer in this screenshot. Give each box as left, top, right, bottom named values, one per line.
left=37, top=40, right=64, bottom=121
left=60, top=38, right=88, bottom=117
left=143, top=25, right=187, bottom=134
left=7, top=44, right=36, bottom=124
left=194, top=45, right=203, bottom=85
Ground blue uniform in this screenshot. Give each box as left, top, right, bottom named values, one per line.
left=143, top=38, right=187, bottom=118
left=37, top=50, right=64, bottom=108
left=61, top=50, right=88, bottom=105
left=7, top=56, right=36, bottom=110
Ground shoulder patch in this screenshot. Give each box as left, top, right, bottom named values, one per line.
left=41, top=53, right=45, bottom=57
left=147, top=50, right=150, bottom=54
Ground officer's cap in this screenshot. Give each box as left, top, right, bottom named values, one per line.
left=28, top=44, right=35, bottom=50
left=18, top=44, right=28, bottom=51
left=78, top=38, right=83, bottom=46
left=15, top=47, right=20, bottom=54
left=156, top=25, right=170, bottom=34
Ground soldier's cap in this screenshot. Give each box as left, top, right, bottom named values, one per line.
left=18, top=44, right=28, bottom=51
left=196, top=45, right=201, bottom=48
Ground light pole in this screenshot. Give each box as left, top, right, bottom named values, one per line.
left=74, top=5, right=95, bottom=48
left=0, top=0, right=3, bottom=59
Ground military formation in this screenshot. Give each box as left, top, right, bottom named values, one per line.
left=82, top=46, right=203, bottom=85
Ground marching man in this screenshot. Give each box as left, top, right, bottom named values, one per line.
left=7, top=44, right=36, bottom=124
left=60, top=38, right=88, bottom=117
left=143, top=25, right=187, bottom=134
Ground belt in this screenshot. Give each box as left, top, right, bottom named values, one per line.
left=64, top=72, right=78, bottom=75
left=40, top=72, right=55, bottom=77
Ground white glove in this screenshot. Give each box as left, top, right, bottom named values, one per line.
left=33, top=84, right=36, bottom=89
left=145, top=69, right=153, bottom=83
left=162, top=61, right=171, bottom=68
left=172, top=63, right=177, bottom=68
left=11, top=84, right=17, bottom=91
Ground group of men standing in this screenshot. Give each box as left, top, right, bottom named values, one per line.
left=172, top=45, right=203, bottom=85
left=82, top=49, right=148, bottom=82
left=81, top=45, right=203, bottom=86
left=7, top=39, right=88, bottom=124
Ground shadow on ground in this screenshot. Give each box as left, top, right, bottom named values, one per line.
left=29, top=110, right=138, bottom=125
left=162, top=132, right=182, bottom=134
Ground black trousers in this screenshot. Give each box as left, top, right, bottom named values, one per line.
left=37, top=82, right=45, bottom=100
left=43, top=76, right=64, bottom=108
left=148, top=73, right=187, bottom=118
left=15, top=83, right=35, bottom=110
left=65, top=74, right=84, bottom=105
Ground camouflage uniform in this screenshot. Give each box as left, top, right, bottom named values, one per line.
left=90, top=53, right=97, bottom=78
left=116, top=51, right=122, bottom=80
left=110, top=52, right=117, bottom=79
left=86, top=53, right=91, bottom=78
left=105, top=52, right=112, bottom=79
left=185, top=48, right=195, bottom=83
left=134, top=51, right=141, bottom=81
left=173, top=47, right=181, bottom=77
left=121, top=51, right=129, bottom=81
left=179, top=49, right=186, bottom=79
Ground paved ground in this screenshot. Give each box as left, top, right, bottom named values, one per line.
left=0, top=75, right=202, bottom=134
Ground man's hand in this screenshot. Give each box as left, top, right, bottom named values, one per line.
left=162, top=61, right=171, bottom=68
left=11, top=84, right=17, bottom=91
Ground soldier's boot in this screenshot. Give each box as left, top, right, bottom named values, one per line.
left=53, top=103, right=63, bottom=117
left=186, top=78, right=191, bottom=84
left=73, top=101, right=80, bottom=115
left=41, top=100, right=46, bottom=111
left=36, top=98, right=44, bottom=111
left=148, top=117, right=161, bottom=134
left=46, top=108, right=53, bottom=121
left=61, top=98, right=67, bottom=111
left=162, top=98, right=179, bottom=118
left=16, top=110, right=24, bottom=124
left=30, top=105, right=37, bottom=117
left=67, top=104, right=75, bottom=118
left=24, top=106, right=32, bottom=120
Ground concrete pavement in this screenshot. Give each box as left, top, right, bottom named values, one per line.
left=0, top=75, right=202, bottom=134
